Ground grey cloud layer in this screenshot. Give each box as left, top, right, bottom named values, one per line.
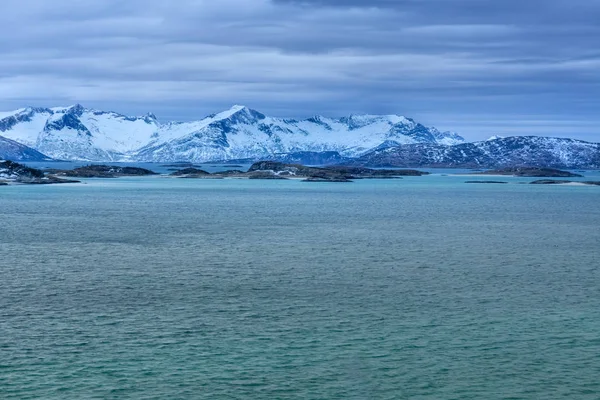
left=0, top=0, right=599, bottom=140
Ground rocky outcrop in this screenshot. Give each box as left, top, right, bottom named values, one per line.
left=0, top=160, right=79, bottom=184
left=1, top=160, right=43, bottom=178
left=207, top=161, right=429, bottom=182
left=168, top=161, right=427, bottom=182
left=170, top=168, right=210, bottom=177
left=530, top=180, right=600, bottom=186
left=476, top=167, right=582, bottom=177
left=53, top=165, right=158, bottom=178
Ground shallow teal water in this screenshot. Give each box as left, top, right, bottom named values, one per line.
left=1, top=177, right=600, bottom=399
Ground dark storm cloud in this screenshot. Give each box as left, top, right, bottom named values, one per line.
left=0, top=0, right=599, bottom=140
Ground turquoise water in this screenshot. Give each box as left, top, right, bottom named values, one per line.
left=1, top=176, right=600, bottom=399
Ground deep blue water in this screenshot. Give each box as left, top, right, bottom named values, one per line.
left=1, top=176, right=599, bottom=399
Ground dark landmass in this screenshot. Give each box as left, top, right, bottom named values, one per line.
left=1, top=160, right=44, bottom=178
left=465, top=181, right=508, bottom=184
left=244, top=161, right=426, bottom=181
left=530, top=180, right=600, bottom=186
left=216, top=170, right=246, bottom=175
left=165, top=161, right=424, bottom=182
left=0, top=160, right=80, bottom=184
left=18, top=176, right=80, bottom=184
left=476, top=167, right=582, bottom=177
left=168, top=161, right=427, bottom=182
left=51, top=165, right=158, bottom=178
left=325, top=165, right=426, bottom=177
left=170, top=168, right=210, bottom=176
left=171, top=167, right=227, bottom=179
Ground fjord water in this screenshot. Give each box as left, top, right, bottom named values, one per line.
left=1, top=176, right=599, bottom=399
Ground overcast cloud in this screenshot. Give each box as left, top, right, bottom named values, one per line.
left=1, top=0, right=599, bottom=140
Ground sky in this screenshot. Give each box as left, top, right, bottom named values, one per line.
left=0, top=0, right=599, bottom=141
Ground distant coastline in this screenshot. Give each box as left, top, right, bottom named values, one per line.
left=3, top=160, right=600, bottom=187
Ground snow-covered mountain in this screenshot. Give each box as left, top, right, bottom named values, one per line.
left=0, top=135, right=51, bottom=161
left=0, top=105, right=159, bottom=161
left=350, top=136, right=600, bottom=169
left=0, top=104, right=464, bottom=162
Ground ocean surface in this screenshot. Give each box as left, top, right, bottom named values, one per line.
left=1, top=172, right=600, bottom=399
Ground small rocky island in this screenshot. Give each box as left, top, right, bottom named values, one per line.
left=49, top=165, right=158, bottom=178
left=475, top=167, right=582, bottom=177
left=0, top=160, right=79, bottom=185
left=170, top=161, right=429, bottom=182
left=170, top=168, right=211, bottom=177
left=530, top=180, right=600, bottom=186
left=5, top=160, right=597, bottom=187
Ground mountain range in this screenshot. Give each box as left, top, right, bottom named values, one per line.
left=348, top=136, right=600, bottom=169
left=0, top=104, right=463, bottom=162
left=1, top=104, right=598, bottom=168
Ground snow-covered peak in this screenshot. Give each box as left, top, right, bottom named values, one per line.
left=228, top=104, right=248, bottom=113
left=49, top=106, right=72, bottom=113
left=1, top=104, right=466, bottom=162
left=45, top=104, right=84, bottom=115
left=66, top=104, right=84, bottom=114
left=487, top=135, right=505, bottom=141
left=338, top=113, right=411, bottom=130
left=217, top=105, right=267, bottom=125
left=0, top=107, right=54, bottom=146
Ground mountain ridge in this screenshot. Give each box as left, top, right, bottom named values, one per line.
left=348, top=136, right=600, bottom=169
left=2, top=104, right=598, bottom=169
left=0, top=104, right=464, bottom=162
